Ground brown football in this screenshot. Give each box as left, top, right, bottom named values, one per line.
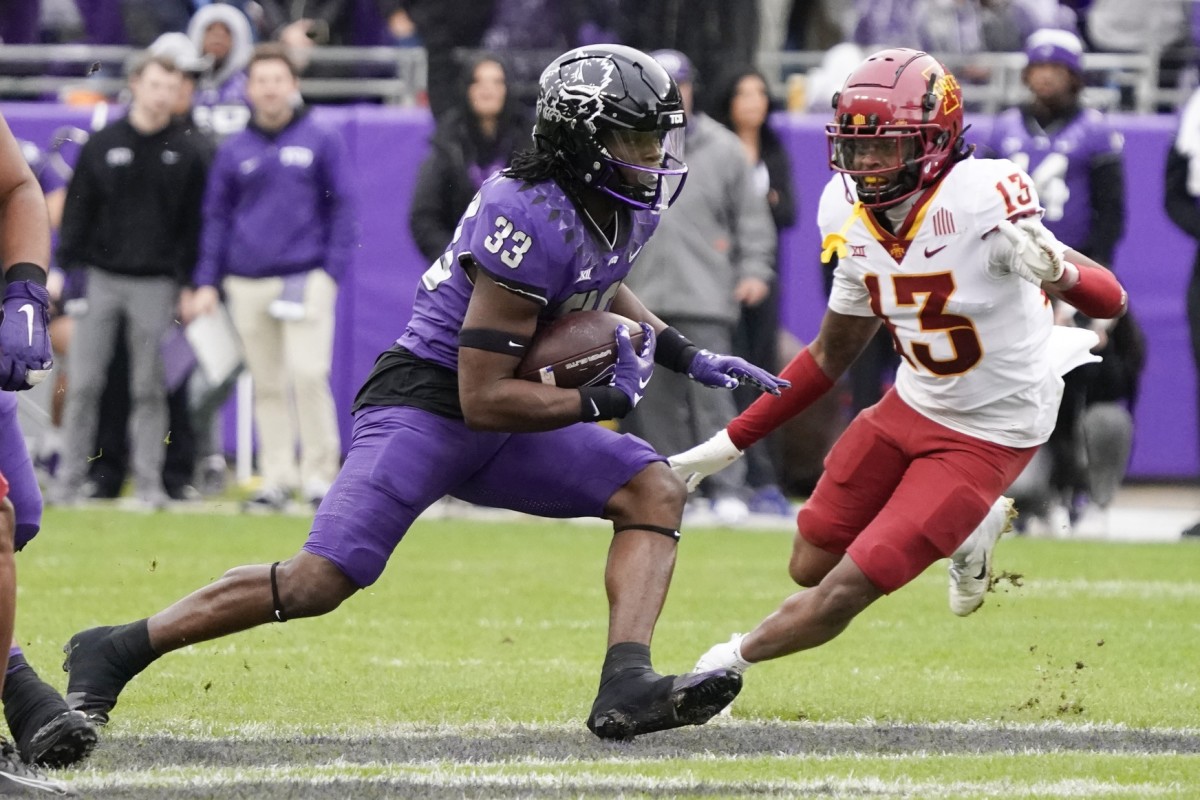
left=516, top=310, right=646, bottom=389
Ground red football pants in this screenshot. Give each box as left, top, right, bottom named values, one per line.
left=798, top=389, right=1036, bottom=593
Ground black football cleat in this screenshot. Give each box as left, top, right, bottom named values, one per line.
left=587, top=667, right=742, bottom=740
left=20, top=712, right=98, bottom=771
left=61, top=627, right=132, bottom=727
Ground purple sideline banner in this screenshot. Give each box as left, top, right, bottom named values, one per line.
left=2, top=103, right=1193, bottom=480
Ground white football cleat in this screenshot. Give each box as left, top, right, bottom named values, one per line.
left=948, top=497, right=1017, bottom=617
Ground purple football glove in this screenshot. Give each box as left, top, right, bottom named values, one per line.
left=0, top=281, right=52, bottom=390
left=687, top=349, right=790, bottom=395
left=0, top=352, right=27, bottom=394
left=611, top=323, right=656, bottom=409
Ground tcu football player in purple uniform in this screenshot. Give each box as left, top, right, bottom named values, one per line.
left=62, top=44, right=787, bottom=741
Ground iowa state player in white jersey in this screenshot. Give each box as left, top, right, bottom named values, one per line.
left=670, top=48, right=1128, bottom=681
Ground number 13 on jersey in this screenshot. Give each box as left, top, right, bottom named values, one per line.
left=865, top=272, right=983, bottom=376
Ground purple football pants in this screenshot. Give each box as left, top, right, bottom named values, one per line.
left=304, top=405, right=664, bottom=587
left=0, top=392, right=41, bottom=550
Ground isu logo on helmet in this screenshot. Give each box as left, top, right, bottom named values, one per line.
left=925, top=68, right=963, bottom=116
left=826, top=48, right=972, bottom=208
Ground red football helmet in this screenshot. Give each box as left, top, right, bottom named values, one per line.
left=826, top=48, right=970, bottom=208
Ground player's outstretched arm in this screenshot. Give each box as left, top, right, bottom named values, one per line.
left=1047, top=247, right=1127, bottom=320
left=994, top=219, right=1126, bottom=319
left=669, top=311, right=879, bottom=490
left=684, top=348, right=790, bottom=394
left=613, top=283, right=789, bottom=395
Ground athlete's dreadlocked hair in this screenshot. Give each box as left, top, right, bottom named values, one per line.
left=503, top=147, right=571, bottom=185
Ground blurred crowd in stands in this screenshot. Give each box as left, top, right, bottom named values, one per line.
left=1, top=1, right=1199, bottom=114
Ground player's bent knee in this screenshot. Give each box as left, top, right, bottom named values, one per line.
left=788, top=553, right=821, bottom=588
left=796, top=564, right=879, bottom=626
left=788, top=537, right=839, bottom=587
left=605, top=461, right=687, bottom=527
left=273, top=553, right=357, bottom=619
left=789, top=508, right=845, bottom=586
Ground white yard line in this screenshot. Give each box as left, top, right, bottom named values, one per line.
left=108, top=718, right=1200, bottom=740
left=69, top=763, right=1183, bottom=798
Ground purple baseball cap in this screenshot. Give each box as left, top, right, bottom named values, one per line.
left=1024, top=28, right=1083, bottom=74
left=650, top=49, right=695, bottom=85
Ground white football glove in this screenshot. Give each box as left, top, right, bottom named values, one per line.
left=693, top=633, right=752, bottom=674
left=668, top=429, right=744, bottom=492
left=995, top=219, right=1066, bottom=284
left=24, top=368, right=50, bottom=387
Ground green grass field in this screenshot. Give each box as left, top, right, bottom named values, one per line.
left=15, top=505, right=1200, bottom=798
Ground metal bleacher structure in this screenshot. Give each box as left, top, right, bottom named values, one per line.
left=0, top=44, right=1185, bottom=114
left=759, top=49, right=1178, bottom=114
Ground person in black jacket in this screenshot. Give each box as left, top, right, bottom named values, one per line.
left=708, top=65, right=798, bottom=514
left=51, top=53, right=211, bottom=510
left=408, top=54, right=530, bottom=264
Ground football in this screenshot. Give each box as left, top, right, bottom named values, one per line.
left=516, top=310, right=646, bottom=389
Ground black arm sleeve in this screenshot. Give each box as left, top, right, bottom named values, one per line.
left=1164, top=145, right=1200, bottom=240
left=1083, top=156, right=1124, bottom=266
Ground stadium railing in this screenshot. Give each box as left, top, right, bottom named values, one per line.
left=0, top=44, right=1181, bottom=113
left=0, top=44, right=427, bottom=105
left=758, top=49, right=1167, bottom=114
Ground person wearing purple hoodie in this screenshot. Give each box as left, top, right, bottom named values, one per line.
left=186, top=44, right=357, bottom=512
left=187, top=3, right=255, bottom=139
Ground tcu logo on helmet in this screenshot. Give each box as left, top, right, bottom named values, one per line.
left=538, top=57, right=615, bottom=133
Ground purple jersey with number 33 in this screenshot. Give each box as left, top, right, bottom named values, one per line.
left=307, top=174, right=666, bottom=588
left=398, top=173, right=659, bottom=369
